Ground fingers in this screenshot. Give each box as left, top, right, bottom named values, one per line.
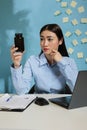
left=10, top=45, right=23, bottom=66
left=49, top=49, right=62, bottom=62
left=13, top=52, right=23, bottom=56
left=49, top=49, right=57, bottom=56
left=13, top=52, right=23, bottom=60
left=51, top=49, right=58, bottom=53
left=10, top=45, right=18, bottom=54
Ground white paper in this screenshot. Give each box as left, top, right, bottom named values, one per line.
left=0, top=94, right=36, bottom=110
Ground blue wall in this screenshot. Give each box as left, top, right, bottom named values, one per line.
left=0, top=0, right=87, bottom=93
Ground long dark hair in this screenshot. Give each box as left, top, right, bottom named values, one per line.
left=39, top=24, right=69, bottom=57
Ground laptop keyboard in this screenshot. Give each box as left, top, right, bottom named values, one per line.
left=49, top=96, right=71, bottom=107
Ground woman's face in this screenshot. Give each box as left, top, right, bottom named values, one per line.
left=40, top=30, right=62, bottom=55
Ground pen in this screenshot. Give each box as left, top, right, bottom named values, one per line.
left=6, top=96, right=13, bottom=102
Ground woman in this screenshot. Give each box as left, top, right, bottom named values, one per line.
left=10, top=24, right=78, bottom=94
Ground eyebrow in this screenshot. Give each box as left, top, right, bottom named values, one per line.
left=40, top=35, right=54, bottom=38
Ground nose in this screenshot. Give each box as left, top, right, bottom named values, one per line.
left=43, top=39, right=48, bottom=46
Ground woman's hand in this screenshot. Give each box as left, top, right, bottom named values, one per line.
left=50, top=49, right=63, bottom=63
left=10, top=45, right=23, bottom=68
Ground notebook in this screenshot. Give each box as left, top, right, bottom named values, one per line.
left=49, top=70, right=87, bottom=109
left=0, top=94, right=36, bottom=112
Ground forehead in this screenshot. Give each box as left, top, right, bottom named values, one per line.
left=40, top=30, right=57, bottom=37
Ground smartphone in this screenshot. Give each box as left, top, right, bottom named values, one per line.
left=14, top=33, right=25, bottom=52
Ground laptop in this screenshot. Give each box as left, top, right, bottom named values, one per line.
left=49, top=70, right=87, bottom=109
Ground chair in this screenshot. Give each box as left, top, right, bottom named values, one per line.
left=28, top=85, right=35, bottom=94
left=65, top=85, right=72, bottom=94
left=28, top=84, right=72, bottom=94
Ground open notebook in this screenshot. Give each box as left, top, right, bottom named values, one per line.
left=0, top=94, right=36, bottom=112
left=49, top=70, right=87, bottom=109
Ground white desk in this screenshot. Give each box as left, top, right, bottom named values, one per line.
left=0, top=94, right=87, bottom=130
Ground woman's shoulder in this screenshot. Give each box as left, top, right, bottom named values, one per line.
left=63, top=56, right=75, bottom=61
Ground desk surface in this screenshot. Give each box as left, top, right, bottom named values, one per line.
left=0, top=94, right=87, bottom=130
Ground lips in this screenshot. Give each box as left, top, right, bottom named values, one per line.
left=43, top=48, right=49, bottom=51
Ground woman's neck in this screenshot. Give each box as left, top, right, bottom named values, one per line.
left=45, top=54, right=54, bottom=65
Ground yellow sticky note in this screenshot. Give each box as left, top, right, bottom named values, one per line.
left=70, top=1, right=77, bottom=8
left=85, top=32, right=87, bottom=35
left=78, top=6, right=85, bottom=13
left=75, top=29, right=82, bottom=36
left=77, top=52, right=84, bottom=58
left=85, top=58, right=87, bottom=63
left=56, top=0, right=61, bottom=2
left=61, top=2, right=67, bottom=7
left=72, top=39, right=78, bottom=46
left=63, top=17, right=69, bottom=23
left=71, top=19, right=78, bottom=25
left=68, top=48, right=74, bottom=54
left=54, top=10, right=61, bottom=16
left=81, top=18, right=87, bottom=24
left=81, top=38, right=87, bottom=43
left=65, top=31, right=72, bottom=37
left=66, top=9, right=72, bottom=15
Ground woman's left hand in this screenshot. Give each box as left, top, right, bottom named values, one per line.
left=50, top=49, right=63, bottom=62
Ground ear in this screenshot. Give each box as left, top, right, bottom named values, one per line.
left=59, top=38, right=63, bottom=45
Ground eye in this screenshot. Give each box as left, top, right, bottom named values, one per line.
left=48, top=38, right=53, bottom=41
left=40, top=37, right=44, bottom=41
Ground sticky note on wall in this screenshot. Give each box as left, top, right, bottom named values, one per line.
left=71, top=19, right=78, bottom=25
left=63, top=17, right=69, bottom=23
left=80, top=18, right=87, bottom=24
left=56, top=0, right=61, bottom=2
left=61, top=2, right=68, bottom=7
left=85, top=58, right=87, bottom=63
left=68, top=48, right=74, bottom=54
left=70, top=1, right=77, bottom=8
left=66, top=9, right=72, bottom=15
left=72, top=39, right=78, bottom=46
left=81, top=38, right=87, bottom=43
left=85, top=32, right=87, bottom=35
left=77, top=52, right=84, bottom=58
left=54, top=10, right=61, bottom=16
left=65, top=31, right=72, bottom=37
left=75, top=29, right=82, bottom=36
left=78, top=6, right=85, bottom=13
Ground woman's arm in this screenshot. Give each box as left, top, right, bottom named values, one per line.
left=10, top=46, right=33, bottom=94
left=11, top=60, right=33, bottom=95
left=49, top=49, right=78, bottom=92
left=57, top=57, right=78, bottom=92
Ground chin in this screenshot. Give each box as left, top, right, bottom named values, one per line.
left=44, top=51, right=50, bottom=55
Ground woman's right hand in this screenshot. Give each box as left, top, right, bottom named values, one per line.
left=10, top=45, right=23, bottom=68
